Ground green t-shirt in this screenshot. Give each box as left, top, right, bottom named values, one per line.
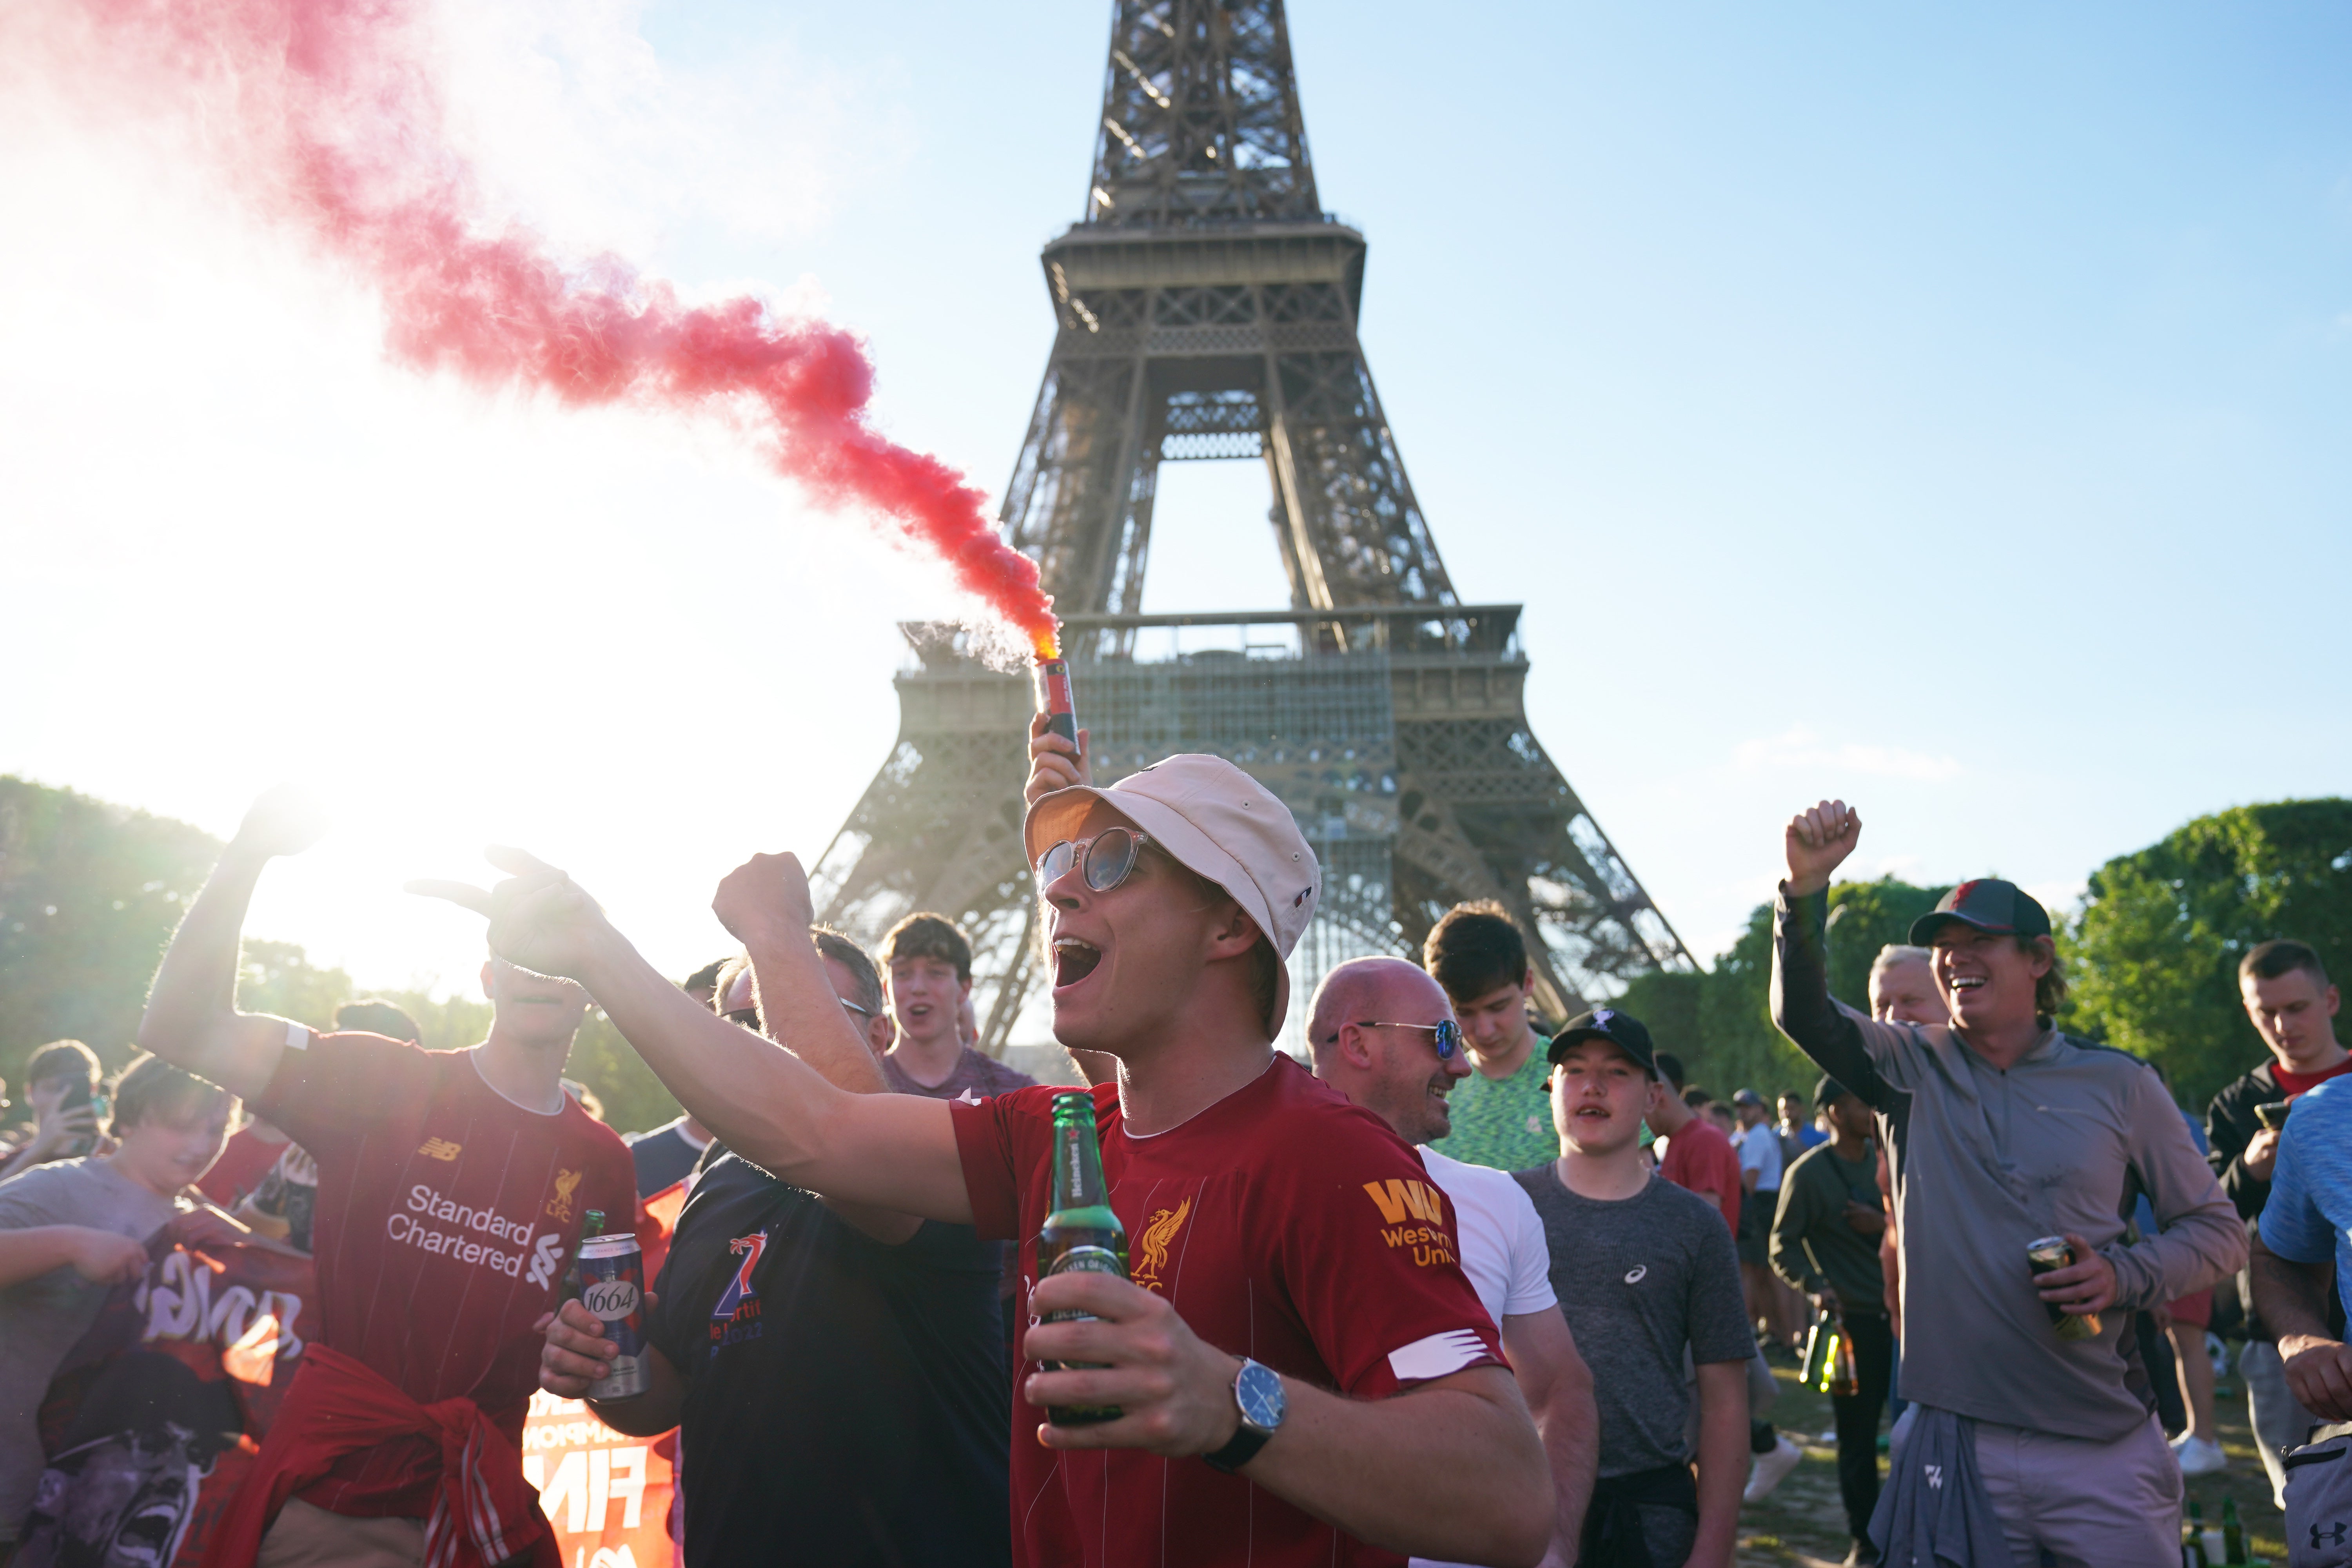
left=1427, top=1044, right=1558, bottom=1172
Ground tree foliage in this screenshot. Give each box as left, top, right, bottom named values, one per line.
left=2067, top=799, right=2352, bottom=1108
left=0, top=777, right=221, bottom=1085
left=1, top=776, right=682, bottom=1138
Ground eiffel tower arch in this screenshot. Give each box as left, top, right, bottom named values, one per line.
left=813, top=0, right=1693, bottom=1053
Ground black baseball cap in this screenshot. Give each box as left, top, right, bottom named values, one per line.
left=1547, top=1007, right=1657, bottom=1077
left=1909, top=878, right=2052, bottom=946
left=1813, top=1074, right=1853, bottom=1110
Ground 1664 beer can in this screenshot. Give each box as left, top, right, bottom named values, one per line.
left=579, top=1230, right=649, bottom=1399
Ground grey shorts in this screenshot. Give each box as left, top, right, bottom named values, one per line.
left=1973, top=1412, right=2181, bottom=1568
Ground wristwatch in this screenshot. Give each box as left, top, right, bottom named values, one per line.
left=1203, top=1357, right=1286, bottom=1474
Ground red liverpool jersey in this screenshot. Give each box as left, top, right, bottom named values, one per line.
left=951, top=1054, right=1505, bottom=1568
left=254, top=1030, right=637, bottom=1518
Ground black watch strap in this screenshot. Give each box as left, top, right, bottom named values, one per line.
left=1202, top=1421, right=1271, bottom=1475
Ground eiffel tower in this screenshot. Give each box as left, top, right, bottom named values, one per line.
left=811, top=0, right=1692, bottom=1053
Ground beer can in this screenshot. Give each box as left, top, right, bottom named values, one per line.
left=579, top=1232, right=648, bottom=1400
left=2025, top=1234, right=2100, bottom=1342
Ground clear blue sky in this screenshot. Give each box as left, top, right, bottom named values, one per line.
left=4, top=1, right=2347, bottom=997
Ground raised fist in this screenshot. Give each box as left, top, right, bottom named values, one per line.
left=231, top=784, right=330, bottom=860
left=406, top=848, right=609, bottom=981
left=711, top=852, right=816, bottom=948
left=1784, top=800, right=1862, bottom=898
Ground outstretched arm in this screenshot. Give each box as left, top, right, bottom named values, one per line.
left=137, top=787, right=329, bottom=1100
left=411, top=849, right=973, bottom=1224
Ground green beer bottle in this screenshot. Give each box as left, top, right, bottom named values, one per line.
left=2220, top=1496, right=2245, bottom=1564
left=1037, top=1091, right=1128, bottom=1426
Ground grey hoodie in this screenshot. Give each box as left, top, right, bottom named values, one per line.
left=1772, top=888, right=2245, bottom=1442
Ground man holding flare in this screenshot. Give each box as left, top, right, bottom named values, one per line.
left=414, top=710, right=1552, bottom=1568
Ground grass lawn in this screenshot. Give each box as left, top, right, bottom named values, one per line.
left=1732, top=1348, right=2287, bottom=1566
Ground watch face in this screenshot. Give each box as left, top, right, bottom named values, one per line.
left=1236, top=1360, right=1286, bottom=1430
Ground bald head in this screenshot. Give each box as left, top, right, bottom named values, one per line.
left=1308, top=957, right=1468, bottom=1146
left=1308, top=957, right=1449, bottom=1061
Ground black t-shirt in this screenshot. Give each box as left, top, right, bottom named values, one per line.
left=648, top=1152, right=1012, bottom=1568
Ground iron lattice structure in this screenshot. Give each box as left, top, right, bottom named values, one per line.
left=814, top=0, right=1692, bottom=1053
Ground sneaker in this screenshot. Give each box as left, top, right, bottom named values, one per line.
left=1842, top=1541, right=1882, bottom=1568
left=2172, top=1434, right=2227, bottom=1476
left=1743, top=1434, right=1804, bottom=1503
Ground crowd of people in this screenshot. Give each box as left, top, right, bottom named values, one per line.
left=0, top=729, right=2347, bottom=1568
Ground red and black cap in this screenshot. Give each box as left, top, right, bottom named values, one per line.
left=1908, top=878, right=2053, bottom=946
left=1547, top=1006, right=1658, bottom=1077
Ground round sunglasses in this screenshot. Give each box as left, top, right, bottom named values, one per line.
left=1035, top=826, right=1156, bottom=893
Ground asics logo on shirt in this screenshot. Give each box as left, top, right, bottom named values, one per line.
left=1623, top=1265, right=1648, bottom=1284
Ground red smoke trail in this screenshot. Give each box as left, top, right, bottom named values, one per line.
left=49, top=0, right=1060, bottom=657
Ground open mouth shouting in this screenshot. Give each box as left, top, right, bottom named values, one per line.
left=1053, top=938, right=1103, bottom=990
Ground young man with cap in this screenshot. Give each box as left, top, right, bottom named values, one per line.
left=1515, top=1008, right=1752, bottom=1568
left=413, top=726, right=1552, bottom=1568
left=1773, top=800, right=2245, bottom=1566
left=1305, top=955, right=1600, bottom=1568
left=1768, top=1077, right=1891, bottom=1568
left=1420, top=901, right=1559, bottom=1173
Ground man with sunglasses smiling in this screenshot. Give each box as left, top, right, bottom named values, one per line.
left=1305, top=955, right=1600, bottom=1568
left=416, top=720, right=1552, bottom=1568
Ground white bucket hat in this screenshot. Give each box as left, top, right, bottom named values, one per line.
left=1022, top=754, right=1321, bottom=1036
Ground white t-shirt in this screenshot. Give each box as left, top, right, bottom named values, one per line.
left=1411, top=1147, right=1559, bottom=1568
left=1414, top=1146, right=1557, bottom=1334
left=1733, top=1121, right=1784, bottom=1192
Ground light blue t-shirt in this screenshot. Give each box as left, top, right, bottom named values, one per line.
left=2259, top=1076, right=2352, bottom=1286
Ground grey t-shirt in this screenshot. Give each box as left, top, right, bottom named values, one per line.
left=0, top=1158, right=184, bottom=1539
left=1514, top=1164, right=1755, bottom=1477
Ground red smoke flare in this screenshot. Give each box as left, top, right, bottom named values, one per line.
left=49, top=0, right=1059, bottom=657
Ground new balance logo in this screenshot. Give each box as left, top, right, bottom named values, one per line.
left=417, top=1138, right=462, bottom=1161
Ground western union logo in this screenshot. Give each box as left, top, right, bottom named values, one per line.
left=417, top=1138, right=463, bottom=1162
left=1362, top=1178, right=1444, bottom=1227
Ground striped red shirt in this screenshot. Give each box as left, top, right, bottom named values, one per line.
left=254, top=1031, right=636, bottom=1518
